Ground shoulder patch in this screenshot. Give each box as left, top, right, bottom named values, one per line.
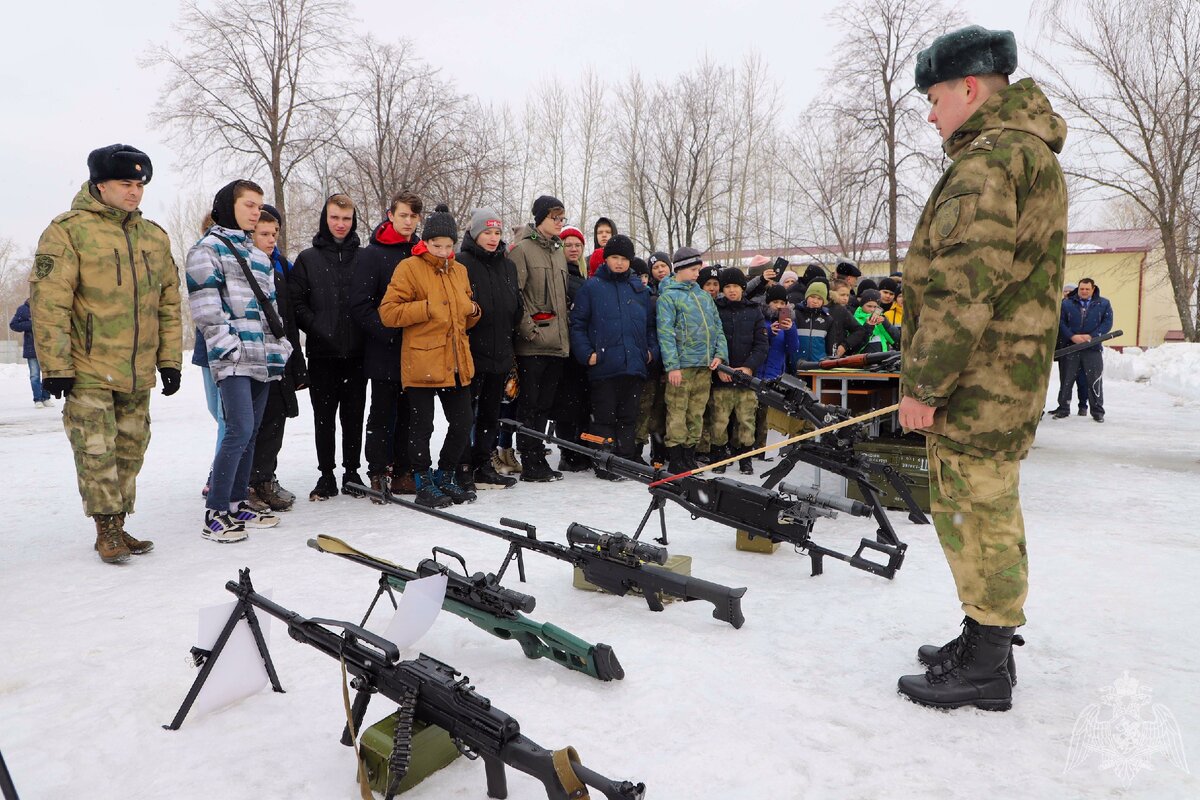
left=33, top=253, right=55, bottom=280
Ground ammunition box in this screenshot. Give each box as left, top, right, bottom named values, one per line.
left=736, top=529, right=781, bottom=554
left=845, top=439, right=930, bottom=513
left=573, top=554, right=693, bottom=604
left=359, top=713, right=461, bottom=795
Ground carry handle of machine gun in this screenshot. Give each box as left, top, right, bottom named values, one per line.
left=430, top=546, right=469, bottom=576
left=305, top=617, right=401, bottom=665
left=500, top=517, right=537, bottom=537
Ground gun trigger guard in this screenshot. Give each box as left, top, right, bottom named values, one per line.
left=453, top=737, right=481, bottom=761
left=552, top=746, right=590, bottom=800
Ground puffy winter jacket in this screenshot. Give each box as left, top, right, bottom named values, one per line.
left=509, top=223, right=570, bottom=357
left=793, top=304, right=833, bottom=362
left=30, top=183, right=183, bottom=392
left=757, top=315, right=800, bottom=380
left=378, top=243, right=481, bottom=389
left=1059, top=292, right=1113, bottom=352
left=656, top=276, right=728, bottom=372
left=185, top=225, right=293, bottom=382
left=459, top=235, right=523, bottom=375
left=569, top=264, right=658, bottom=381
left=8, top=301, right=36, bottom=359
left=713, top=295, right=768, bottom=382
left=851, top=306, right=899, bottom=354
left=350, top=220, right=418, bottom=381
left=290, top=203, right=364, bottom=359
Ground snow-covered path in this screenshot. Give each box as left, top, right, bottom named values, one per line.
left=1, top=356, right=1197, bottom=799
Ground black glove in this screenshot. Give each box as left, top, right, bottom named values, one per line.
left=159, top=367, right=182, bottom=396
left=43, top=377, right=74, bottom=398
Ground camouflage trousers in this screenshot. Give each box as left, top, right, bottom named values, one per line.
left=62, top=387, right=152, bottom=517
left=664, top=367, right=712, bottom=448
left=635, top=375, right=665, bottom=443
left=927, top=438, right=1028, bottom=627
left=705, top=387, right=757, bottom=449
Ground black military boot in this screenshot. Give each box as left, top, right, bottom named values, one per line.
left=898, top=621, right=1017, bottom=710
left=917, top=617, right=1025, bottom=685
left=666, top=446, right=690, bottom=475
left=737, top=447, right=755, bottom=475
left=710, top=445, right=729, bottom=474
left=683, top=446, right=700, bottom=471
left=649, top=432, right=667, bottom=467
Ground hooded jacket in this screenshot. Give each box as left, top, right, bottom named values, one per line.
left=509, top=223, right=570, bottom=358
left=656, top=276, right=728, bottom=372
left=793, top=302, right=834, bottom=362
left=901, top=78, right=1068, bottom=460
left=350, top=220, right=419, bottom=381
left=1059, top=289, right=1113, bottom=352
left=713, top=295, right=768, bottom=383
left=8, top=301, right=37, bottom=359
left=378, top=242, right=481, bottom=389
left=458, top=234, right=523, bottom=374
left=30, top=182, right=183, bottom=392
left=290, top=198, right=364, bottom=359
left=185, top=225, right=293, bottom=383
left=569, top=263, right=658, bottom=381
left=587, top=217, right=618, bottom=277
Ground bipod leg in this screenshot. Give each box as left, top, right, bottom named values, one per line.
left=873, top=461, right=930, bottom=525
left=655, top=503, right=670, bottom=547
left=760, top=446, right=803, bottom=490
left=495, top=542, right=527, bottom=584
left=162, top=595, right=282, bottom=731
left=361, top=574, right=399, bottom=627
left=0, top=748, right=19, bottom=800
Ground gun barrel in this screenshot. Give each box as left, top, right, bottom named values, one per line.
left=498, top=420, right=660, bottom=484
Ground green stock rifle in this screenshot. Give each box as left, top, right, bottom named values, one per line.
left=308, top=535, right=624, bottom=682
left=163, top=569, right=645, bottom=800
left=502, top=420, right=906, bottom=579
left=348, top=482, right=746, bottom=629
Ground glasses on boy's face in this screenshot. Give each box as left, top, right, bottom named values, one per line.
left=549, top=215, right=566, bottom=223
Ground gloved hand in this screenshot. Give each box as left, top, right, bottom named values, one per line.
left=159, top=367, right=182, bottom=396
left=43, top=377, right=74, bottom=398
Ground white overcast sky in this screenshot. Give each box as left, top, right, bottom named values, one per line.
left=1, top=0, right=1048, bottom=252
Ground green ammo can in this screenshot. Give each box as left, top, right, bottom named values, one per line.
left=845, top=438, right=931, bottom=513
left=358, top=712, right=462, bottom=795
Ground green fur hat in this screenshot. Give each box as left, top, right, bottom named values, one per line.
left=915, top=25, right=1018, bottom=93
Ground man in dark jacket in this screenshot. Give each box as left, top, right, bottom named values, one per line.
left=570, top=234, right=658, bottom=477
left=248, top=205, right=308, bottom=511
left=350, top=191, right=422, bottom=501
left=712, top=268, right=768, bottom=473
left=289, top=193, right=367, bottom=499
left=1051, top=278, right=1113, bottom=421
left=9, top=299, right=53, bottom=407
left=460, top=208, right=522, bottom=489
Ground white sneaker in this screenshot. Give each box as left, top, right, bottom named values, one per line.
left=34, top=401, right=44, bottom=408
left=231, top=502, right=279, bottom=528
left=202, top=510, right=248, bottom=543
left=42, top=398, right=54, bottom=407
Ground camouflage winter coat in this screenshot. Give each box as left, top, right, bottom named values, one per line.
left=30, top=183, right=183, bottom=393
left=901, top=78, right=1068, bottom=460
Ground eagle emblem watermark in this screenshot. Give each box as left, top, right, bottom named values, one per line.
left=1065, top=671, right=1188, bottom=786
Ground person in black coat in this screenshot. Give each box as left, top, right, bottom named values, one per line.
left=459, top=208, right=523, bottom=489
left=248, top=205, right=309, bottom=511
left=710, top=268, right=768, bottom=473
left=290, top=193, right=367, bottom=500
left=9, top=299, right=53, bottom=407
left=828, top=278, right=868, bottom=356
left=350, top=191, right=422, bottom=500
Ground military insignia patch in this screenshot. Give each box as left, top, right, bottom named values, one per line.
left=34, top=254, right=55, bottom=279
left=934, top=197, right=961, bottom=239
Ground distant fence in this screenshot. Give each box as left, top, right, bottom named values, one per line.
left=0, top=340, right=21, bottom=364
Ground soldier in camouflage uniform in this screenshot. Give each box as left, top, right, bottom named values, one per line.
left=30, top=144, right=183, bottom=564
left=894, top=27, right=1067, bottom=710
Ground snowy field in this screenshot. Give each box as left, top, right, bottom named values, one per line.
left=2, top=347, right=1198, bottom=799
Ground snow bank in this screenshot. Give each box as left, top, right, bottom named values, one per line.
left=1105, top=343, right=1200, bottom=403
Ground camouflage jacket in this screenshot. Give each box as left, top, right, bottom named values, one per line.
left=901, top=79, right=1067, bottom=460
left=30, top=183, right=183, bottom=393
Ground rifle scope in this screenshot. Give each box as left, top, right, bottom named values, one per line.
left=566, top=524, right=669, bottom=566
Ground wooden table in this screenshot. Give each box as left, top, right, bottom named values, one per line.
left=795, top=370, right=901, bottom=436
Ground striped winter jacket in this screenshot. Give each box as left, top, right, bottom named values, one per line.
left=185, top=225, right=292, bottom=382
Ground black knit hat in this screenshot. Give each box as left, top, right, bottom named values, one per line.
left=835, top=259, right=861, bottom=278
left=803, top=262, right=827, bottom=282
left=88, top=143, right=153, bottom=185
left=603, top=234, right=635, bottom=261
left=647, top=251, right=671, bottom=272
left=858, top=289, right=883, bottom=306
left=630, top=256, right=648, bottom=276
left=532, top=195, right=565, bottom=225
left=698, top=266, right=720, bottom=286
left=422, top=204, right=458, bottom=243
left=765, top=284, right=790, bottom=303
left=879, top=277, right=901, bottom=294
left=719, top=267, right=747, bottom=289
left=857, top=278, right=879, bottom=295
left=915, top=25, right=1018, bottom=93
left=260, top=203, right=283, bottom=228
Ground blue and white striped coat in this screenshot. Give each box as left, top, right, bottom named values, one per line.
left=185, top=225, right=292, bottom=382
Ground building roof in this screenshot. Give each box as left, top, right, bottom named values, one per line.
left=710, top=228, right=1160, bottom=267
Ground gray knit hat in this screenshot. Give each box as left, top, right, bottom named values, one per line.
left=422, top=204, right=458, bottom=243
left=468, top=207, right=503, bottom=241
left=915, top=25, right=1018, bottom=92
left=672, top=246, right=703, bottom=272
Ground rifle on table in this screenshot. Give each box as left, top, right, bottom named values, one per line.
left=795, top=351, right=901, bottom=372
left=308, top=535, right=624, bottom=682
left=1054, top=329, right=1123, bottom=359
left=164, top=569, right=645, bottom=800
left=503, top=421, right=906, bottom=579
left=349, top=482, right=746, bottom=629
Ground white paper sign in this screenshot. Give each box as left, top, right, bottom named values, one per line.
left=382, top=573, right=448, bottom=651
left=189, top=591, right=273, bottom=718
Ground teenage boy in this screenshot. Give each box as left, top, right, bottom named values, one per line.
left=699, top=266, right=721, bottom=300
left=290, top=193, right=367, bottom=499
left=851, top=289, right=900, bottom=354
left=587, top=216, right=618, bottom=276
left=710, top=268, right=767, bottom=474
left=351, top=191, right=423, bottom=501
left=635, top=251, right=673, bottom=464
left=656, top=246, right=727, bottom=474
left=828, top=278, right=867, bottom=357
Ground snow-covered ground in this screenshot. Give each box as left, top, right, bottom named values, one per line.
left=1, top=350, right=1198, bottom=800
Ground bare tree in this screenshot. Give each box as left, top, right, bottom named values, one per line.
left=831, top=0, right=958, bottom=271
left=146, top=0, right=345, bottom=253
left=573, top=69, right=607, bottom=231
left=724, top=54, right=781, bottom=258
left=1037, top=0, right=1200, bottom=340
left=0, top=238, right=33, bottom=353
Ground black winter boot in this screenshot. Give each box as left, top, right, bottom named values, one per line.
left=710, top=445, right=729, bottom=474
left=413, top=470, right=453, bottom=509
left=917, top=616, right=1025, bottom=686
left=434, top=468, right=476, bottom=504
left=737, top=447, right=755, bottom=475
left=666, top=446, right=690, bottom=475
left=309, top=470, right=338, bottom=501
left=899, top=620, right=1017, bottom=710
left=649, top=432, right=667, bottom=467
left=683, top=446, right=700, bottom=471
left=342, top=470, right=367, bottom=497
left=519, top=453, right=563, bottom=482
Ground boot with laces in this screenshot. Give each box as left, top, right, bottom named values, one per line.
left=899, top=619, right=1017, bottom=710
left=94, top=514, right=131, bottom=564
left=916, top=616, right=1024, bottom=686
left=414, top=470, right=453, bottom=509
left=434, top=468, right=476, bottom=504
